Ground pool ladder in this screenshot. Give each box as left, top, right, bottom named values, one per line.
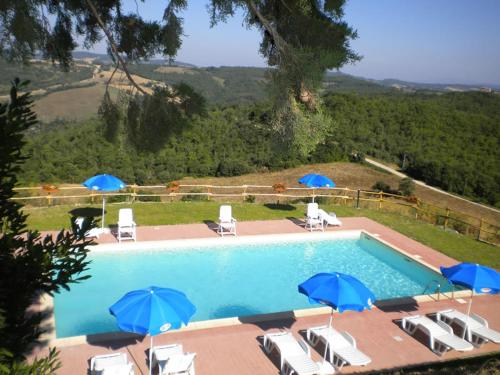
left=423, top=280, right=441, bottom=301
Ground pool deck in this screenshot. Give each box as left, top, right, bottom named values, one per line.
left=31, top=217, right=500, bottom=374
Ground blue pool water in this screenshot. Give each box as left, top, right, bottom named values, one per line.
left=54, top=234, right=454, bottom=338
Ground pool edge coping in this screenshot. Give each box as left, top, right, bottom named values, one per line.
left=44, top=228, right=469, bottom=347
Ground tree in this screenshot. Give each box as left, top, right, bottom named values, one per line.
left=1, top=1, right=358, bottom=154
left=0, top=79, right=93, bottom=368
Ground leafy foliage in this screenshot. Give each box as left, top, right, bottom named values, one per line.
left=0, top=79, right=92, bottom=362
left=19, top=91, right=500, bottom=207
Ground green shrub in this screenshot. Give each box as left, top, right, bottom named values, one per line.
left=372, top=181, right=392, bottom=193
left=399, top=177, right=416, bottom=196
left=245, top=195, right=256, bottom=203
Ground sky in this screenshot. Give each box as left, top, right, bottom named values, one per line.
left=90, top=0, right=500, bottom=85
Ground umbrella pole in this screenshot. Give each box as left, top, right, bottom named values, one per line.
left=464, top=289, right=474, bottom=340
left=312, top=188, right=315, bottom=203
left=149, top=335, right=153, bottom=375
left=323, top=307, right=334, bottom=363
left=101, top=196, right=106, bottom=230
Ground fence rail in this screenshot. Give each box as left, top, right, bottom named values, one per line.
left=12, top=183, right=500, bottom=246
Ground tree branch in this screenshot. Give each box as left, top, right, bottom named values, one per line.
left=105, top=61, right=120, bottom=95
left=85, top=0, right=147, bottom=95
left=245, top=0, right=289, bottom=56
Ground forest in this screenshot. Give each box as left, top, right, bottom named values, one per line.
left=18, top=90, right=500, bottom=207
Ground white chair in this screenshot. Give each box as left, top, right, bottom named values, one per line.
left=217, top=205, right=237, bottom=236
left=318, top=209, right=342, bottom=227
left=263, top=331, right=324, bottom=375
left=435, top=309, right=500, bottom=346
left=305, top=203, right=323, bottom=232
left=117, top=208, right=137, bottom=242
left=152, top=344, right=196, bottom=375
left=90, top=352, right=134, bottom=375
left=401, top=315, right=474, bottom=355
left=306, top=325, right=371, bottom=370
left=75, top=217, right=101, bottom=238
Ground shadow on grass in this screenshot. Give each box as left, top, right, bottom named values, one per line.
left=69, top=207, right=103, bottom=218
left=264, top=203, right=296, bottom=211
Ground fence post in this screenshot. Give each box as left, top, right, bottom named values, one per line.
left=444, top=208, right=450, bottom=230
left=378, top=192, right=383, bottom=210
left=242, top=185, right=247, bottom=202
left=356, top=189, right=360, bottom=208
left=47, top=193, right=52, bottom=206
left=477, top=217, right=483, bottom=241
left=207, top=186, right=211, bottom=201
left=415, top=198, right=420, bottom=219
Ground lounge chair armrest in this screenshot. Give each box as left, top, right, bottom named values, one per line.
left=340, top=331, right=357, bottom=348
left=471, top=313, right=488, bottom=327
left=435, top=309, right=453, bottom=322
left=437, top=320, right=453, bottom=334
left=298, top=339, right=311, bottom=356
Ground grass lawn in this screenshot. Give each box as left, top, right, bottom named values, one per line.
left=23, top=201, right=499, bottom=268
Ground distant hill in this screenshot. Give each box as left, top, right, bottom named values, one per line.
left=72, top=50, right=196, bottom=68
left=2, top=54, right=499, bottom=122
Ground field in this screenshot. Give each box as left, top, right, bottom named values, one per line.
left=177, top=162, right=500, bottom=224
left=33, top=84, right=119, bottom=123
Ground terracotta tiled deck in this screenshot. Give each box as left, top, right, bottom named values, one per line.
left=33, top=218, right=500, bottom=374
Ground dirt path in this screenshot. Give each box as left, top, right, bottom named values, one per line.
left=365, top=157, right=500, bottom=215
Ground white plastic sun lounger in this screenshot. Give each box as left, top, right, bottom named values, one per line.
left=263, top=331, right=322, bottom=375
left=305, top=203, right=324, bottom=232
left=318, top=209, right=342, bottom=227
left=152, top=344, right=196, bottom=375
left=75, top=217, right=101, bottom=238
left=435, top=309, right=500, bottom=346
left=117, top=208, right=136, bottom=242
left=306, top=325, right=371, bottom=369
left=90, top=352, right=134, bottom=375
left=401, top=315, right=474, bottom=355
left=217, top=205, right=237, bottom=236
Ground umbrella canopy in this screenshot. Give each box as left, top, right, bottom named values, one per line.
left=82, top=174, right=126, bottom=230
left=109, top=286, right=196, bottom=336
left=83, top=174, right=126, bottom=192
left=299, top=272, right=375, bottom=312
left=110, top=286, right=196, bottom=375
left=440, top=263, right=500, bottom=294
left=298, top=174, right=335, bottom=188
left=298, top=272, right=375, bottom=364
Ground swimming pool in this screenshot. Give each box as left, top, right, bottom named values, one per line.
left=54, top=231, right=454, bottom=338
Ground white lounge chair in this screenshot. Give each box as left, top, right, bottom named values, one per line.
left=318, top=210, right=342, bottom=227
left=401, top=315, right=474, bottom=355
left=305, top=203, right=324, bottom=232
left=117, top=208, right=136, bottom=242
left=152, top=344, right=196, bottom=375
left=306, top=325, right=371, bottom=370
left=435, top=309, right=500, bottom=346
left=263, top=331, right=323, bottom=375
left=75, top=217, right=101, bottom=238
left=217, top=205, right=236, bottom=236
left=90, top=352, right=134, bottom=375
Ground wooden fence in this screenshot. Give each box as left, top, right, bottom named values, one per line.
left=12, top=183, right=500, bottom=246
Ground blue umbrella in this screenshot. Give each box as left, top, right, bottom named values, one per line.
left=82, top=174, right=126, bottom=230
left=441, top=263, right=500, bottom=318
left=298, top=272, right=376, bottom=362
left=298, top=174, right=335, bottom=188
left=298, top=174, right=335, bottom=202
left=110, top=286, right=196, bottom=375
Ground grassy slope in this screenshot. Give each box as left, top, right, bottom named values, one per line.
left=24, top=201, right=499, bottom=268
